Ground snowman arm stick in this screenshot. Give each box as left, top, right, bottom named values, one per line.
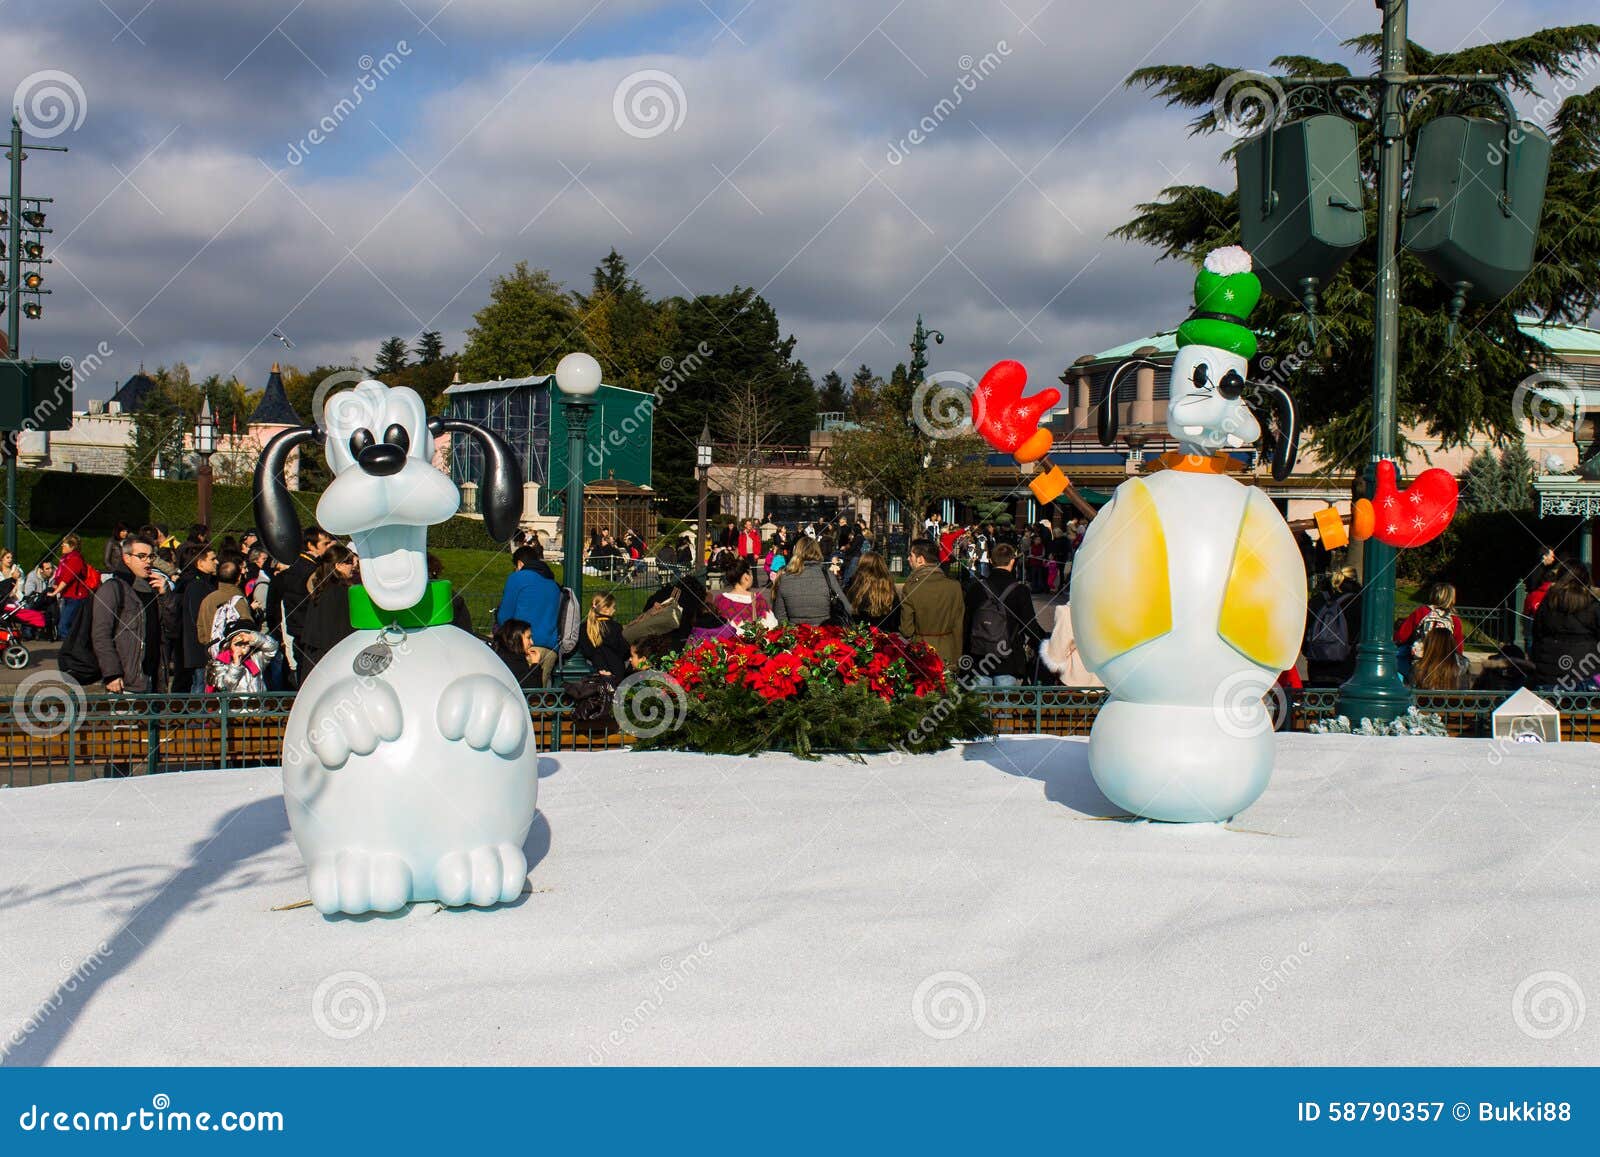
left=1059, top=477, right=1099, bottom=522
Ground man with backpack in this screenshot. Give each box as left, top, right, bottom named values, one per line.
left=963, top=543, right=1043, bottom=687
left=74, top=534, right=168, bottom=694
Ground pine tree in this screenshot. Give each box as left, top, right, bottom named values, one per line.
left=817, top=370, right=848, bottom=413
left=414, top=331, right=446, bottom=365
left=1498, top=440, right=1536, bottom=510
left=372, top=336, right=410, bottom=377
left=1116, top=25, right=1600, bottom=468
left=572, top=249, right=665, bottom=395
left=1460, top=450, right=1506, bottom=513
left=849, top=364, right=881, bottom=419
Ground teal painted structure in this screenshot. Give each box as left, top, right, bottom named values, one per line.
left=443, top=375, right=654, bottom=517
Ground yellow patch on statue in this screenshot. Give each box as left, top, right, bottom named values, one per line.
left=1073, top=478, right=1172, bottom=669
left=1218, top=488, right=1303, bottom=670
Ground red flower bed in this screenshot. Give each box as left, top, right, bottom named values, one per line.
left=666, top=624, right=948, bottom=704
left=629, top=623, right=985, bottom=759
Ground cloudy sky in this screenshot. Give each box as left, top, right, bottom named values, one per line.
left=8, top=0, right=1597, bottom=402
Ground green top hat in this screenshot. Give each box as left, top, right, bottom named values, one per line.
left=1176, top=245, right=1262, bottom=359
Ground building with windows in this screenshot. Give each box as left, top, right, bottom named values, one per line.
left=21, top=364, right=305, bottom=486
left=442, top=372, right=655, bottom=540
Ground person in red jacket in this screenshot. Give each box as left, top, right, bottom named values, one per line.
left=49, top=534, right=95, bottom=639
left=1395, top=580, right=1465, bottom=662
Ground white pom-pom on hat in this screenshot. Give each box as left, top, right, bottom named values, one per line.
left=1203, top=245, right=1253, bottom=275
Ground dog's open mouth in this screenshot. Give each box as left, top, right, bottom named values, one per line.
left=352, top=523, right=429, bottom=611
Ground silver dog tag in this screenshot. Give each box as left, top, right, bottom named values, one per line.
left=353, top=645, right=391, bottom=677
left=353, top=624, right=407, bottom=677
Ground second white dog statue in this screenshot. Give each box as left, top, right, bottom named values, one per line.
left=255, top=379, right=538, bottom=915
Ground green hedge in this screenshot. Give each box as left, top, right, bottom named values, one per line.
left=1395, top=508, right=1577, bottom=606
left=11, top=470, right=509, bottom=561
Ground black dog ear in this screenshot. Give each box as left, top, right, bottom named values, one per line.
left=253, top=425, right=321, bottom=563
left=1097, top=358, right=1155, bottom=447
left=1247, top=382, right=1299, bottom=481
left=429, top=416, right=524, bottom=542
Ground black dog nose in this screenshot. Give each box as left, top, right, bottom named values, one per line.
left=1217, top=369, right=1246, bottom=400
left=357, top=442, right=407, bottom=476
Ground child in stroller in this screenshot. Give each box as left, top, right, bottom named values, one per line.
left=0, top=591, right=49, bottom=669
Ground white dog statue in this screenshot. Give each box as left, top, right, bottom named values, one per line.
left=255, top=379, right=538, bottom=915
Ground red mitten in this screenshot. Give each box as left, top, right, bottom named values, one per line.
left=975, top=360, right=1059, bottom=457
left=1371, top=460, right=1458, bottom=548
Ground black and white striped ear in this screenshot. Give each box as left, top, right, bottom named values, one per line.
left=253, top=425, right=321, bottom=563
left=1096, top=358, right=1158, bottom=447
left=429, top=416, right=523, bottom=542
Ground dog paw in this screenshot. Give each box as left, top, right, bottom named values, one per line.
left=433, top=843, right=527, bottom=908
left=307, top=851, right=413, bottom=915
left=303, top=676, right=404, bottom=770
left=436, top=674, right=529, bottom=757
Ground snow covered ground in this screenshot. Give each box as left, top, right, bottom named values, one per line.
left=1, top=734, right=1595, bottom=1066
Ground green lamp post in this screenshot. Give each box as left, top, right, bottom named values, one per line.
left=1236, top=0, right=1549, bottom=723
left=554, top=351, right=601, bottom=676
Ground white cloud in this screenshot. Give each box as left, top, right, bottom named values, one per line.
left=15, top=0, right=1599, bottom=399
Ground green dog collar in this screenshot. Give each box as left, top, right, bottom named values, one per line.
left=347, top=580, right=454, bottom=630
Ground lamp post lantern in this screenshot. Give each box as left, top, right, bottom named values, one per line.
left=193, top=396, right=217, bottom=531
left=696, top=420, right=713, bottom=577
left=555, top=352, right=601, bottom=675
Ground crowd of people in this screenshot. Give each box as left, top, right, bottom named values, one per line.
left=6, top=510, right=1599, bottom=704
